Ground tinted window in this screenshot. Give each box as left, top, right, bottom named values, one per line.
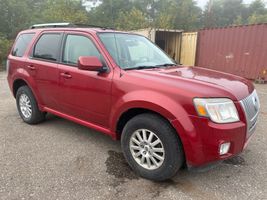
left=12, top=33, right=35, bottom=57
left=63, top=35, right=101, bottom=65
left=33, top=34, right=61, bottom=61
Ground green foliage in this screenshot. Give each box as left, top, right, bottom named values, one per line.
left=88, top=0, right=203, bottom=31
left=0, top=0, right=89, bottom=38
left=202, top=0, right=245, bottom=27
left=156, top=13, right=174, bottom=29
left=233, top=15, right=244, bottom=26
left=0, top=0, right=32, bottom=38
left=0, top=35, right=12, bottom=69
left=88, top=0, right=133, bottom=27
left=247, top=0, right=267, bottom=24
left=115, top=8, right=149, bottom=30
left=249, top=0, right=266, bottom=15
left=202, top=0, right=267, bottom=28
left=172, top=0, right=202, bottom=30
left=248, top=13, right=267, bottom=24
left=41, top=0, right=88, bottom=24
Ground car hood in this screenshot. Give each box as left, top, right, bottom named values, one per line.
left=127, top=66, right=254, bottom=101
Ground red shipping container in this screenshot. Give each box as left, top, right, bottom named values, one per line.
left=196, top=24, right=267, bottom=80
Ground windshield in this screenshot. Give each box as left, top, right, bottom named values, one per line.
left=98, top=33, right=175, bottom=70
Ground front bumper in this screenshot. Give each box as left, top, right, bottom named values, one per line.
left=172, top=89, right=260, bottom=167
left=171, top=116, right=254, bottom=167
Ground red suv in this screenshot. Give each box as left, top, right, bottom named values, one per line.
left=7, top=23, right=260, bottom=181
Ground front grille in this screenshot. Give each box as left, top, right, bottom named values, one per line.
left=240, top=90, right=260, bottom=136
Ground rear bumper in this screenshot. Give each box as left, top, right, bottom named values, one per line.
left=171, top=115, right=253, bottom=167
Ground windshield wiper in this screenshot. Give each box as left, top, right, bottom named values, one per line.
left=124, top=66, right=159, bottom=71
left=124, top=63, right=177, bottom=71
left=154, top=63, right=177, bottom=67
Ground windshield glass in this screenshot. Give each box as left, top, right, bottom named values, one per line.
left=98, top=33, right=175, bottom=70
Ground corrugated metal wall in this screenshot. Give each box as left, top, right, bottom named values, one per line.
left=155, top=31, right=182, bottom=63
left=196, top=24, right=267, bottom=79
left=180, top=32, right=198, bottom=66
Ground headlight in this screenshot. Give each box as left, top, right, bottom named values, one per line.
left=193, top=98, right=239, bottom=123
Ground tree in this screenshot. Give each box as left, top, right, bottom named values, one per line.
left=172, top=0, right=202, bottom=30
left=248, top=13, right=267, bottom=24
left=88, top=0, right=134, bottom=27
left=233, top=15, right=244, bottom=26
left=202, top=0, right=267, bottom=28
left=41, top=0, right=88, bottom=24
left=249, top=0, right=266, bottom=15
left=0, top=0, right=88, bottom=38
left=0, top=0, right=31, bottom=38
left=156, top=13, right=173, bottom=29
left=247, top=0, right=267, bottom=24
left=115, top=8, right=149, bottom=30
left=202, top=0, right=245, bottom=28
left=0, top=35, right=12, bottom=69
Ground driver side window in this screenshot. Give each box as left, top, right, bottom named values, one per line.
left=63, top=34, right=101, bottom=65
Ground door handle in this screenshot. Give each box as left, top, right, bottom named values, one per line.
left=27, top=65, right=36, bottom=70
left=60, top=72, right=72, bottom=79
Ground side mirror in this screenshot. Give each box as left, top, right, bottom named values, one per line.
left=78, top=56, right=106, bottom=72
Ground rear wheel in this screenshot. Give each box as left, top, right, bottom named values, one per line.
left=16, top=86, right=46, bottom=124
left=121, top=113, right=184, bottom=181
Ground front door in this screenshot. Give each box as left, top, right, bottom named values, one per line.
left=58, top=33, right=113, bottom=128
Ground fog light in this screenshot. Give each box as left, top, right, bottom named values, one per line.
left=219, top=142, right=231, bottom=155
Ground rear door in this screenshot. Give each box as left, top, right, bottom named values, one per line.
left=26, top=32, right=63, bottom=109
left=57, top=32, right=113, bottom=128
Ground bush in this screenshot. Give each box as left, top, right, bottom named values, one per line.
left=0, top=36, right=12, bottom=70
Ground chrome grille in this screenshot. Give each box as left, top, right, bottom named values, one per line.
left=240, top=90, right=260, bottom=136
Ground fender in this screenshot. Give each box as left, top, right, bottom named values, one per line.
left=10, top=67, right=44, bottom=109
left=110, top=90, right=196, bottom=135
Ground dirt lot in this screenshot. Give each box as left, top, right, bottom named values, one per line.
left=0, top=71, right=266, bottom=200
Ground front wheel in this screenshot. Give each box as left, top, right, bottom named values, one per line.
left=121, top=113, right=184, bottom=181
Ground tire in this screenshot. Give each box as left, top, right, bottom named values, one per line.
left=16, top=86, right=46, bottom=124
left=121, top=113, right=184, bottom=181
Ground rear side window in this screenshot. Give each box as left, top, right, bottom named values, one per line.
left=33, top=33, right=62, bottom=61
left=12, top=33, right=35, bottom=57
left=63, top=34, right=101, bottom=65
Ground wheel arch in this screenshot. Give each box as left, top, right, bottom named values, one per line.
left=13, top=79, right=29, bottom=97
left=113, top=103, right=184, bottom=140
left=12, top=77, right=43, bottom=109
left=110, top=92, right=191, bottom=139
left=115, top=108, right=168, bottom=138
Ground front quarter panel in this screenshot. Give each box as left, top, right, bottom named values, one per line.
left=110, top=72, right=197, bottom=148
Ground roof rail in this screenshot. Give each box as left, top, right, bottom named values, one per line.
left=73, top=23, right=115, bottom=29
left=30, top=23, right=71, bottom=29
left=30, top=23, right=115, bottom=30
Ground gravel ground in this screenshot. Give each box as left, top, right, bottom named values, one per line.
left=0, top=71, right=266, bottom=200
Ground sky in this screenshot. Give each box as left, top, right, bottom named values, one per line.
left=196, top=0, right=266, bottom=9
